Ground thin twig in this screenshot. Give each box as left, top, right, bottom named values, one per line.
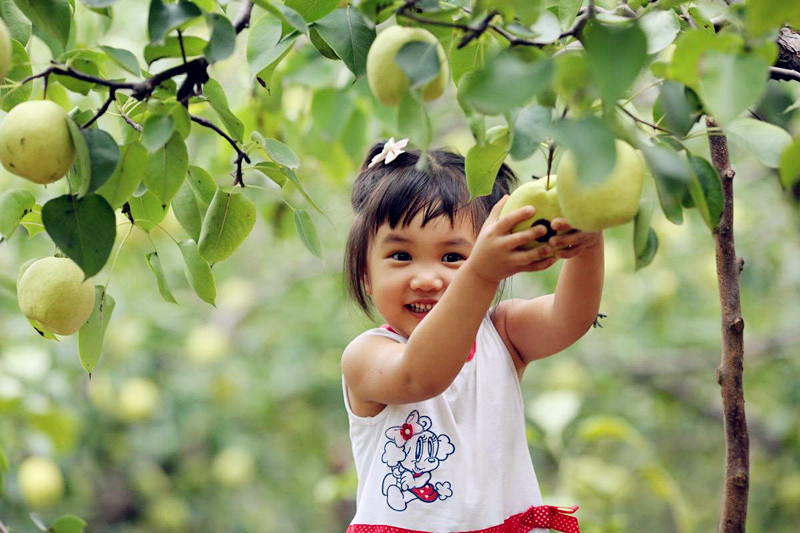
left=118, top=106, right=144, bottom=132
left=83, top=87, right=116, bottom=128
left=189, top=114, right=251, bottom=186
left=233, top=0, right=255, bottom=33
left=618, top=104, right=675, bottom=135
left=769, top=66, right=800, bottom=82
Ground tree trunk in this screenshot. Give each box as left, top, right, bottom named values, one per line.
left=706, top=117, right=749, bottom=533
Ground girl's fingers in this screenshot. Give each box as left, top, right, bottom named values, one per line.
left=486, top=195, right=510, bottom=222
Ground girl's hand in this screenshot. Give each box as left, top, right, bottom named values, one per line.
left=464, top=196, right=558, bottom=285
left=548, top=218, right=603, bottom=260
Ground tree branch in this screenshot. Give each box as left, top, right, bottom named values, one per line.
left=706, top=116, right=749, bottom=533
left=189, top=114, right=250, bottom=186
left=233, top=0, right=255, bottom=33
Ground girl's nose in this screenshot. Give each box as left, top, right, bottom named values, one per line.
left=410, top=269, right=444, bottom=292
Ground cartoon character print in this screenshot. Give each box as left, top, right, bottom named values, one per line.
left=380, top=410, right=455, bottom=511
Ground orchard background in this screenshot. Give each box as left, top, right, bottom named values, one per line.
left=0, top=0, right=799, bottom=531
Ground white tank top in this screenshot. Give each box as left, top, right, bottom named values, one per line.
left=342, top=313, right=547, bottom=532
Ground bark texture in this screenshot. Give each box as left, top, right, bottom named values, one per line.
left=706, top=117, right=749, bottom=533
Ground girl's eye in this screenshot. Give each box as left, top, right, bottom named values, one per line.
left=390, top=251, right=412, bottom=261
left=442, top=253, right=465, bottom=263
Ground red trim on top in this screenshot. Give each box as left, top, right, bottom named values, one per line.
left=346, top=504, right=580, bottom=533
left=380, top=325, right=476, bottom=361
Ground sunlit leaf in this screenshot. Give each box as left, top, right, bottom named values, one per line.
left=144, top=35, right=207, bottom=64
left=633, top=195, right=658, bottom=270
left=582, top=19, right=648, bottom=104
left=13, top=0, right=70, bottom=51
left=77, top=128, right=120, bottom=197
left=178, top=239, right=216, bottom=306
left=144, top=133, right=189, bottom=205
left=198, top=189, right=257, bottom=264
left=246, top=13, right=283, bottom=77
left=641, top=142, right=690, bottom=225
left=145, top=252, right=178, bottom=304
left=203, top=78, right=244, bottom=143
left=285, top=0, right=338, bottom=23
left=551, top=116, right=616, bottom=186
left=171, top=181, right=204, bottom=241
left=141, top=113, right=176, bottom=153
left=397, top=41, right=440, bottom=90
left=252, top=133, right=300, bottom=168
left=0, top=40, right=32, bottom=111
left=186, top=165, right=217, bottom=208
left=99, top=45, right=140, bottom=75
left=20, top=204, right=44, bottom=238
left=687, top=155, right=723, bottom=232
left=466, top=142, right=507, bottom=198
left=510, top=105, right=551, bottom=161
left=41, top=194, right=116, bottom=278
left=96, top=141, right=148, bottom=210
left=51, top=515, right=87, bottom=533
left=0, top=188, right=35, bottom=238
left=397, top=91, right=432, bottom=153
left=2, top=0, right=31, bottom=45
left=78, top=286, right=115, bottom=375
left=697, top=51, right=770, bottom=125
left=778, top=137, right=800, bottom=189
left=293, top=209, right=322, bottom=259
left=128, top=190, right=169, bottom=233
left=639, top=8, right=681, bottom=55
left=725, top=117, right=792, bottom=168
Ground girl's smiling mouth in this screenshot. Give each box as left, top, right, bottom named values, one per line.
left=407, top=301, right=436, bottom=315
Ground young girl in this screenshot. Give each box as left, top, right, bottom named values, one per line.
left=341, top=139, right=604, bottom=533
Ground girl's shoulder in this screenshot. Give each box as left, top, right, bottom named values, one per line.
left=488, top=302, right=527, bottom=377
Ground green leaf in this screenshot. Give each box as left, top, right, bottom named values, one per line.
left=0, top=39, right=32, bottom=112
left=253, top=162, right=288, bottom=188
left=397, top=41, right=440, bottom=90
left=1, top=0, right=32, bottom=45
left=178, top=239, right=216, bottom=305
left=633, top=195, right=657, bottom=270
left=78, top=286, right=115, bottom=375
left=252, top=133, right=300, bottom=168
left=78, top=128, right=120, bottom=197
left=198, top=189, right=257, bottom=264
left=745, top=0, right=800, bottom=37
left=459, top=48, right=552, bottom=115
left=581, top=19, right=648, bottom=104
left=67, top=115, right=92, bottom=193
left=20, top=204, right=44, bottom=238
left=465, top=142, right=507, bottom=198
left=204, top=13, right=236, bottom=63
left=314, top=7, right=375, bottom=78
left=142, top=114, right=176, bottom=153
left=144, top=133, right=189, bottom=205
left=148, top=0, right=202, bottom=44
left=641, top=142, right=690, bottom=225
left=41, top=194, right=116, bottom=278
left=128, top=190, right=169, bottom=233
left=725, top=117, right=792, bottom=169
left=397, top=91, right=432, bottom=152
left=639, top=8, right=681, bottom=55
left=655, top=81, right=698, bottom=137
left=50, top=515, right=87, bottom=533
left=247, top=13, right=283, bottom=78
left=687, top=155, right=723, bottom=231
left=145, top=252, right=178, bottom=304
left=187, top=165, right=217, bottom=207
left=698, top=51, right=770, bottom=125
left=96, top=141, right=148, bottom=210
left=778, top=137, right=800, bottom=189
left=294, top=209, right=322, bottom=259
left=551, top=116, right=616, bottom=186
left=510, top=105, right=551, bottom=161
left=285, top=0, right=338, bottom=23
left=668, top=30, right=741, bottom=89
left=0, top=188, right=35, bottom=239
left=449, top=33, right=497, bottom=86
left=12, top=0, right=70, bottom=51
left=171, top=181, right=204, bottom=241
left=99, top=45, right=140, bottom=75
left=203, top=78, right=244, bottom=143
left=144, top=35, right=207, bottom=64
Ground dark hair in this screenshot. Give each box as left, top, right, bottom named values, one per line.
left=344, top=141, right=518, bottom=316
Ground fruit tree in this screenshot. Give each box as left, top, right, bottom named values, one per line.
left=0, top=0, right=798, bottom=531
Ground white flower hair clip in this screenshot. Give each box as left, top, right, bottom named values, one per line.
left=367, top=137, right=409, bottom=168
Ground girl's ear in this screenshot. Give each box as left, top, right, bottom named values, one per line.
left=364, top=276, right=372, bottom=296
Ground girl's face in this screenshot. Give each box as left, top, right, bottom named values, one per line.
left=365, top=211, right=476, bottom=337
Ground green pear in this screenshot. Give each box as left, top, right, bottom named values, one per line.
left=17, top=256, right=95, bottom=336
left=0, top=18, right=11, bottom=81
left=366, top=25, right=449, bottom=107
left=500, top=176, right=567, bottom=252
left=557, top=139, right=644, bottom=231
left=18, top=456, right=64, bottom=508
left=0, top=100, right=76, bottom=184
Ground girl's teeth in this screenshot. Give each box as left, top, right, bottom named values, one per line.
left=409, top=303, right=434, bottom=313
